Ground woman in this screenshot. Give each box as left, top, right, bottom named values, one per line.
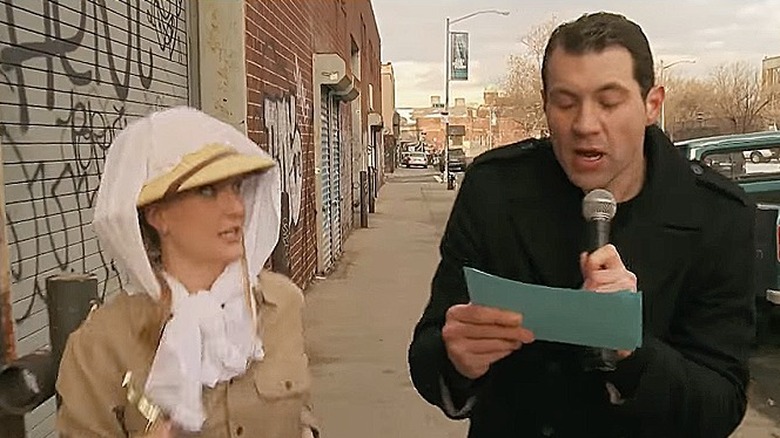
left=56, top=107, right=318, bottom=437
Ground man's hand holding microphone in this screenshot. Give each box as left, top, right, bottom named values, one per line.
left=443, top=189, right=638, bottom=380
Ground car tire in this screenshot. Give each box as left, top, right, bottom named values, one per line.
left=751, top=151, right=764, bottom=164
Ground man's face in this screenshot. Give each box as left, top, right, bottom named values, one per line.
left=543, top=45, right=663, bottom=201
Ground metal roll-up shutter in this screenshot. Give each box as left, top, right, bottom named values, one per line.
left=0, top=1, right=192, bottom=435
left=330, top=96, right=342, bottom=260
left=320, top=86, right=332, bottom=272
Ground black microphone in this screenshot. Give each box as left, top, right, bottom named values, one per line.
left=581, top=188, right=619, bottom=372
left=582, top=189, right=617, bottom=253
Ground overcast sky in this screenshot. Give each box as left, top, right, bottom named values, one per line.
left=372, top=0, right=780, bottom=108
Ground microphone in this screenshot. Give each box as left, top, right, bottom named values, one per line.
left=581, top=189, right=619, bottom=372
left=582, top=189, right=617, bottom=253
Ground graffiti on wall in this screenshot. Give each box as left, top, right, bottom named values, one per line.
left=262, top=57, right=310, bottom=275
left=0, top=0, right=187, bottom=332
left=264, top=95, right=303, bottom=228
left=145, top=0, right=187, bottom=61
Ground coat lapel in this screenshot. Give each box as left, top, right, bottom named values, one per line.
left=505, top=149, right=586, bottom=289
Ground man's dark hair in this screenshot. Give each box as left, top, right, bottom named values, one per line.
left=541, top=12, right=655, bottom=98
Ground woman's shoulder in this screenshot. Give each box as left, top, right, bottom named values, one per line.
left=68, top=291, right=162, bottom=350
left=256, top=270, right=304, bottom=305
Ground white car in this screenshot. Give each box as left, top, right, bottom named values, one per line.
left=744, top=149, right=776, bottom=163
left=404, top=152, right=429, bottom=168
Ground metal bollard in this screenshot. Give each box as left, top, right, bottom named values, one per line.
left=0, top=274, right=98, bottom=416
left=0, top=413, right=25, bottom=438
left=0, top=349, right=55, bottom=415
left=46, top=274, right=98, bottom=372
left=368, top=167, right=376, bottom=214
left=360, top=170, right=369, bottom=228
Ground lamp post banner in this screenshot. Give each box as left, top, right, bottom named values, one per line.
left=450, top=31, right=469, bottom=81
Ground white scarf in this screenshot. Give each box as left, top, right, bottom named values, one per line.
left=143, top=264, right=264, bottom=431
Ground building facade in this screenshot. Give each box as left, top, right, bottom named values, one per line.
left=0, top=1, right=382, bottom=435
left=411, top=92, right=529, bottom=158
left=381, top=63, right=400, bottom=172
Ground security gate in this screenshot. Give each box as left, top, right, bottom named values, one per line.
left=329, top=95, right=342, bottom=260
left=0, top=0, right=192, bottom=434
left=320, top=88, right=333, bottom=271
left=319, top=87, right=342, bottom=272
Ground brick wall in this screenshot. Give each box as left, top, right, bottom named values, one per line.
left=244, top=0, right=381, bottom=287
left=245, top=0, right=317, bottom=288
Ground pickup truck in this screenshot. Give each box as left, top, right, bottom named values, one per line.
left=675, top=130, right=780, bottom=345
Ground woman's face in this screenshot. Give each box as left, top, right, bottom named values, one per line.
left=145, top=176, right=247, bottom=272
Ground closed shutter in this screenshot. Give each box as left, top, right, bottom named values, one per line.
left=330, top=96, right=342, bottom=260
left=0, top=1, right=191, bottom=435
left=320, top=87, right=332, bottom=271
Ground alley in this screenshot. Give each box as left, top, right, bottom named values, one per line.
left=303, top=167, right=466, bottom=437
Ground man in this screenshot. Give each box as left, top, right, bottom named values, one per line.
left=408, top=12, right=755, bottom=438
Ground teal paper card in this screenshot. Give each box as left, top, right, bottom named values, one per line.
left=464, top=267, right=642, bottom=350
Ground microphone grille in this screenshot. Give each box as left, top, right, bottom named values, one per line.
left=582, top=189, right=617, bottom=221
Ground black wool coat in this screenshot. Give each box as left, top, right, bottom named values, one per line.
left=408, top=126, right=756, bottom=438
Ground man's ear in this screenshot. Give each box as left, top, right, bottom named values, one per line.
left=644, top=85, right=665, bottom=125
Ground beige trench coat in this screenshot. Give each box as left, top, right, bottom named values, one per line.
left=56, top=270, right=318, bottom=438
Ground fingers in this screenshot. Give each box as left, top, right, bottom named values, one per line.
left=580, top=246, right=638, bottom=293
left=442, top=317, right=535, bottom=344
left=447, top=303, right=522, bottom=327
left=583, top=244, right=623, bottom=270
left=583, top=268, right=638, bottom=293
left=443, top=303, right=535, bottom=379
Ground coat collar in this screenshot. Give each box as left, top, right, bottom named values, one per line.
left=641, top=125, right=703, bottom=230
left=507, top=126, right=703, bottom=229
left=503, top=126, right=702, bottom=287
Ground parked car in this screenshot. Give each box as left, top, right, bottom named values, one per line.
left=744, top=149, right=778, bottom=164
left=404, top=151, right=429, bottom=168
left=400, top=151, right=411, bottom=167
left=437, top=148, right=468, bottom=172
left=675, top=130, right=780, bottom=344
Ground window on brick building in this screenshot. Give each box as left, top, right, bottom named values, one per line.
left=351, top=37, right=361, bottom=80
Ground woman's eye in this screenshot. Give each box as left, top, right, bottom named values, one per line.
left=231, top=179, right=244, bottom=193
left=197, top=185, right=216, bottom=197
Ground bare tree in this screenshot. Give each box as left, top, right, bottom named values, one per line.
left=710, top=61, right=776, bottom=133
left=662, top=73, right=714, bottom=138
left=503, top=53, right=546, bottom=136
left=520, top=14, right=560, bottom=66
left=502, top=16, right=559, bottom=137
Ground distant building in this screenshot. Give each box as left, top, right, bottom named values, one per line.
left=381, top=63, right=401, bottom=171
left=763, top=55, right=780, bottom=89
left=409, top=91, right=530, bottom=157
left=763, top=55, right=780, bottom=130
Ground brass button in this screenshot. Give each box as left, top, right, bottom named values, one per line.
left=236, top=425, right=244, bottom=436
left=284, top=380, right=293, bottom=390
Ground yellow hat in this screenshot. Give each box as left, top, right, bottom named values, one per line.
left=137, top=143, right=276, bottom=207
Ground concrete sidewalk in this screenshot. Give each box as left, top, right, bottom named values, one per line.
left=302, top=168, right=779, bottom=437
left=303, top=169, right=466, bottom=437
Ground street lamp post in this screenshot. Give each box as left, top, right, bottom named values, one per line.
left=659, top=58, right=696, bottom=135
left=444, top=9, right=509, bottom=190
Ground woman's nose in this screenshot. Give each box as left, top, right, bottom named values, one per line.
left=220, top=188, right=245, bottom=216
